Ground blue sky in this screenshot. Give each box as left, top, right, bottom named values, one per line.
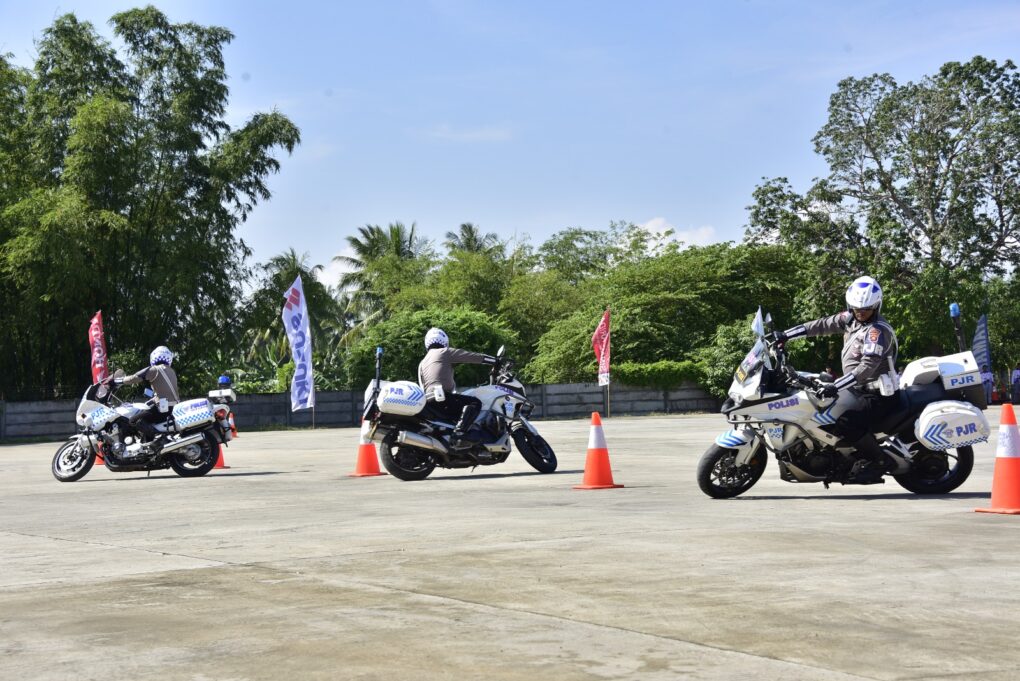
left=3, top=1, right=1020, bottom=286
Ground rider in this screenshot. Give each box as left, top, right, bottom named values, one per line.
left=417, top=328, right=496, bottom=444
left=113, top=345, right=180, bottom=450
left=773, top=276, right=899, bottom=483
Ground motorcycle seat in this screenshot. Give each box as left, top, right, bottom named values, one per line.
left=874, top=382, right=948, bottom=435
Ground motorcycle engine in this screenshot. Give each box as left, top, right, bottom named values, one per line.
left=787, top=444, right=833, bottom=478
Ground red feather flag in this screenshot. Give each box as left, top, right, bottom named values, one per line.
left=592, top=309, right=611, bottom=386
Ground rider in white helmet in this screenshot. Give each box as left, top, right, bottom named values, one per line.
left=114, top=345, right=181, bottom=449
left=417, top=327, right=496, bottom=444
left=772, top=276, right=899, bottom=483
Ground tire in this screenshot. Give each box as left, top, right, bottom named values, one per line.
left=697, top=443, right=767, bottom=499
left=169, top=432, right=219, bottom=477
left=894, top=445, right=973, bottom=495
left=380, top=436, right=436, bottom=481
left=52, top=439, right=96, bottom=482
left=512, top=428, right=558, bottom=473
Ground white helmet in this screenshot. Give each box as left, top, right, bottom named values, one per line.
left=845, top=276, right=882, bottom=312
left=424, top=327, right=449, bottom=350
left=150, top=345, right=174, bottom=366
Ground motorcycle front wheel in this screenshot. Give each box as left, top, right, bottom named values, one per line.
left=52, top=439, right=96, bottom=482
left=380, top=436, right=436, bottom=481
left=169, top=432, right=219, bottom=477
left=894, top=445, right=973, bottom=495
left=512, top=428, right=557, bottom=473
left=697, top=443, right=767, bottom=499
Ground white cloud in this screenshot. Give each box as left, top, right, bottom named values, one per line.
left=316, top=248, right=355, bottom=289
left=425, top=124, right=512, bottom=143
left=639, top=218, right=719, bottom=248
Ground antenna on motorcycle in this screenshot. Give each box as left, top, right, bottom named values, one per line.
left=374, top=347, right=383, bottom=386
left=949, top=303, right=967, bottom=353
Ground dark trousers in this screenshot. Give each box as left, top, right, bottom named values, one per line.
left=834, top=391, right=899, bottom=442
left=432, top=393, right=482, bottom=431
left=130, top=404, right=168, bottom=440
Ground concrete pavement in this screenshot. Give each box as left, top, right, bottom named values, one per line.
left=1, top=414, right=1018, bottom=681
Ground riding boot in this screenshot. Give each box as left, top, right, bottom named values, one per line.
left=453, top=403, right=480, bottom=439
left=850, top=433, right=886, bottom=484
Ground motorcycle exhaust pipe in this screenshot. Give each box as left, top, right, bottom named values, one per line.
left=161, top=433, right=206, bottom=454
left=397, top=430, right=449, bottom=455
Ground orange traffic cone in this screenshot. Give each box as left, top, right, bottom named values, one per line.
left=228, top=412, right=238, bottom=438
left=95, top=448, right=105, bottom=466
left=976, top=404, right=1020, bottom=514
left=574, top=412, right=623, bottom=490
left=214, top=443, right=230, bottom=469
left=349, top=419, right=386, bottom=477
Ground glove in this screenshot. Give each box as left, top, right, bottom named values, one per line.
left=768, top=330, right=788, bottom=345
left=816, top=382, right=839, bottom=399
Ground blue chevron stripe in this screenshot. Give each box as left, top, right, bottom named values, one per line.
left=812, top=404, right=837, bottom=425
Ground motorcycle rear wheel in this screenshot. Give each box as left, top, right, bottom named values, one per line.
left=512, top=428, right=557, bottom=473
left=169, top=432, right=219, bottom=477
left=52, top=440, right=96, bottom=482
left=380, top=437, right=436, bottom=481
left=893, top=445, right=973, bottom=495
left=697, top=443, right=767, bottom=499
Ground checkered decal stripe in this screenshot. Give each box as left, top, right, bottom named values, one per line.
left=172, top=399, right=214, bottom=431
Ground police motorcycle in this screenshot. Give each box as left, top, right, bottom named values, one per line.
left=362, top=346, right=557, bottom=481
left=51, top=370, right=235, bottom=482
left=697, top=308, right=990, bottom=498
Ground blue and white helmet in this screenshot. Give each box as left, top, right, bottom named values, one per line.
left=424, top=327, right=449, bottom=350
left=150, top=345, right=174, bottom=366
left=846, top=276, right=882, bottom=312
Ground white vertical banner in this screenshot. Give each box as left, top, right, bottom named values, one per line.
left=282, top=275, right=315, bottom=411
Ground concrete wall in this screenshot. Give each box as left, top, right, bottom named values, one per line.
left=0, top=382, right=716, bottom=442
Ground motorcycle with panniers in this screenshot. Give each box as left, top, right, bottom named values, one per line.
left=698, top=309, right=991, bottom=498
left=51, top=370, right=236, bottom=482
left=362, top=346, right=557, bottom=481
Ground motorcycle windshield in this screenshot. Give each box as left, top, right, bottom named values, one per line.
left=735, top=339, right=767, bottom=385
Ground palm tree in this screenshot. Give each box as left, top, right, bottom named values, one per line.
left=444, top=222, right=501, bottom=254
left=242, top=248, right=336, bottom=367
left=333, top=222, right=429, bottom=319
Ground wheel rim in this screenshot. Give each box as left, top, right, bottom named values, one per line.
left=175, top=442, right=209, bottom=469
left=525, top=432, right=554, bottom=465
left=392, top=445, right=432, bottom=472
left=55, top=443, right=88, bottom=475
left=710, top=450, right=758, bottom=491
left=911, top=448, right=957, bottom=485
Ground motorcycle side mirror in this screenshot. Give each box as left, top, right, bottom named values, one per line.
left=497, top=345, right=505, bottom=357
left=114, top=368, right=125, bottom=379
left=819, top=372, right=834, bottom=383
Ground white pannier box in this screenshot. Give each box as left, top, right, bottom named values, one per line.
left=173, top=398, right=215, bottom=431
left=377, top=380, right=427, bottom=416
left=936, top=351, right=981, bottom=392
left=915, top=400, right=990, bottom=451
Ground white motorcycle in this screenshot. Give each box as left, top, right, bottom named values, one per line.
left=362, top=346, right=557, bottom=481
left=51, top=370, right=235, bottom=482
left=698, top=309, right=991, bottom=498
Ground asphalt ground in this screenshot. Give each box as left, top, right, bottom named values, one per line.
left=1, top=413, right=1018, bottom=681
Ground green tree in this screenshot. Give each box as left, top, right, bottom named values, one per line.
left=335, top=222, right=433, bottom=322
left=0, top=8, right=299, bottom=398
left=443, top=222, right=501, bottom=254
left=813, top=57, right=1020, bottom=273
left=346, top=306, right=517, bottom=388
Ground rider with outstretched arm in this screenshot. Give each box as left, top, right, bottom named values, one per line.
left=112, top=345, right=180, bottom=452
left=417, top=328, right=496, bottom=445
left=771, top=276, right=899, bottom=483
